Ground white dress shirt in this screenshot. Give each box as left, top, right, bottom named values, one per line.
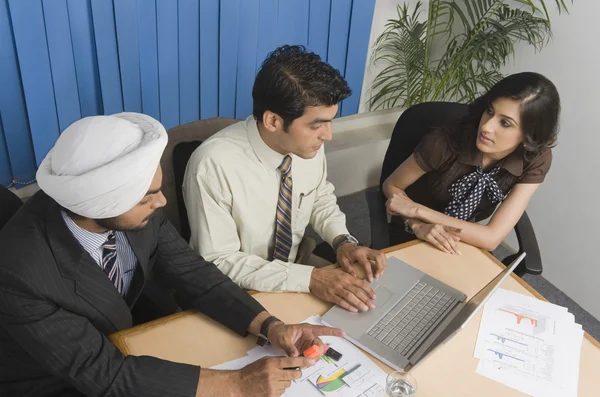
left=183, top=116, right=349, bottom=293
left=61, top=211, right=137, bottom=296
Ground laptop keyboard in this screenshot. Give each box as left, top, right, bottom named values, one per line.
left=367, top=281, right=457, bottom=357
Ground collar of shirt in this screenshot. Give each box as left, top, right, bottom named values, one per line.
left=458, top=144, right=524, bottom=177
left=245, top=116, right=287, bottom=175
left=61, top=211, right=113, bottom=261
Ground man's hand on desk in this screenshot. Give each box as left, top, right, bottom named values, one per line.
left=336, top=243, right=387, bottom=283
left=267, top=321, right=345, bottom=356
left=309, top=268, right=377, bottom=313
left=197, top=356, right=316, bottom=397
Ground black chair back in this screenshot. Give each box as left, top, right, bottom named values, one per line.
left=160, top=118, right=238, bottom=237
left=379, top=102, right=469, bottom=189
left=1, top=185, right=23, bottom=230
left=172, top=141, right=204, bottom=242
left=368, top=102, right=468, bottom=249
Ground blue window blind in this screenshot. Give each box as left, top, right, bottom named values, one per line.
left=0, top=0, right=375, bottom=188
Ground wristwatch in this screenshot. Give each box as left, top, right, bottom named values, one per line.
left=332, top=234, right=360, bottom=253
left=256, top=315, right=281, bottom=346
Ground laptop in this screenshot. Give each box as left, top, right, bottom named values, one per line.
left=322, top=253, right=525, bottom=371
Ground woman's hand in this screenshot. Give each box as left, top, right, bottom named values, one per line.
left=410, top=221, right=462, bottom=255
left=386, top=191, right=420, bottom=219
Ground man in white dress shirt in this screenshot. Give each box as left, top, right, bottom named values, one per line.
left=183, top=45, right=387, bottom=313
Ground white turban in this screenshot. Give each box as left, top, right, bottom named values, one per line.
left=36, top=112, right=168, bottom=219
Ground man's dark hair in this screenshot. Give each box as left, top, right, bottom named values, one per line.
left=252, top=45, right=352, bottom=130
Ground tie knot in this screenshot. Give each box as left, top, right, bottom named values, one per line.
left=277, top=155, right=292, bottom=176
left=103, top=232, right=116, bottom=247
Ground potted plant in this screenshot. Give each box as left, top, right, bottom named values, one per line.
left=368, top=0, right=572, bottom=110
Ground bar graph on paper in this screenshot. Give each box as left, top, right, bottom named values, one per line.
left=474, top=289, right=583, bottom=396
left=476, top=303, right=560, bottom=381
left=497, top=305, right=551, bottom=335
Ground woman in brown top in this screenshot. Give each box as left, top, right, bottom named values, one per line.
left=383, top=72, right=560, bottom=254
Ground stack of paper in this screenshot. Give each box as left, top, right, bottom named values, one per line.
left=212, top=315, right=387, bottom=397
left=474, top=288, right=584, bottom=397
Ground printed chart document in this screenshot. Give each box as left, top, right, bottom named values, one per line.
left=474, top=288, right=584, bottom=397
left=212, top=315, right=387, bottom=397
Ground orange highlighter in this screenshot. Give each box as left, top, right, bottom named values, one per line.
left=302, top=345, right=322, bottom=359
left=284, top=344, right=342, bottom=370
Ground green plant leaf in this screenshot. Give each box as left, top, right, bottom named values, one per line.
left=368, top=0, right=567, bottom=110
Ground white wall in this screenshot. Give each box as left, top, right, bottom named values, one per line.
left=327, top=108, right=401, bottom=196
left=499, top=3, right=600, bottom=319
left=360, top=0, right=600, bottom=319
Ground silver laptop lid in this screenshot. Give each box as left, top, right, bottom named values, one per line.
left=425, top=252, right=526, bottom=351
left=458, top=252, right=526, bottom=329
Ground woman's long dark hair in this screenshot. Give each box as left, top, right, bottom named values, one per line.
left=445, top=72, right=561, bottom=161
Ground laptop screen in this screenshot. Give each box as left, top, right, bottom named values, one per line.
left=430, top=252, right=526, bottom=346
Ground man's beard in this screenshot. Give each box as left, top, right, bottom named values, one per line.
left=96, top=211, right=156, bottom=232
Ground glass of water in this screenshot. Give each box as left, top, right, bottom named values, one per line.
left=386, top=371, right=417, bottom=397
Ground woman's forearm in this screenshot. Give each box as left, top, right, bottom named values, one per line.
left=415, top=205, right=503, bottom=251
left=382, top=179, right=404, bottom=199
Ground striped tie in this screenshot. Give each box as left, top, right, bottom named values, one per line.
left=102, top=232, right=124, bottom=295
left=273, top=155, right=293, bottom=262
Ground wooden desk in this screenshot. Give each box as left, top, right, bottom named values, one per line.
left=110, top=241, right=600, bottom=396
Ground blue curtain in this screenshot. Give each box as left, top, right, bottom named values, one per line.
left=0, top=0, right=375, bottom=188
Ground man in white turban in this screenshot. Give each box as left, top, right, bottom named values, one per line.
left=37, top=112, right=168, bottom=223
left=0, top=113, right=341, bottom=397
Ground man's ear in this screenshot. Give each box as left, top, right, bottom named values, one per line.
left=262, top=111, right=284, bottom=132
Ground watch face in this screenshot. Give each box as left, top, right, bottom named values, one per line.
left=343, top=235, right=359, bottom=246
left=334, top=235, right=359, bottom=251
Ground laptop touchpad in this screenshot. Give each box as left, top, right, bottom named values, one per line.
left=371, top=282, right=392, bottom=307
left=340, top=283, right=394, bottom=339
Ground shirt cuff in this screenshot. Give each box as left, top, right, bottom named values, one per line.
left=286, top=263, right=315, bottom=293
left=322, top=224, right=350, bottom=248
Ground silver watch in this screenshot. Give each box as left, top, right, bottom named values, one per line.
left=333, top=234, right=360, bottom=252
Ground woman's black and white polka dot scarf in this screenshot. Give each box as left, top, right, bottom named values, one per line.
left=444, top=166, right=505, bottom=220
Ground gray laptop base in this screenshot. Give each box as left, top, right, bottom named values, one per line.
left=322, top=254, right=524, bottom=371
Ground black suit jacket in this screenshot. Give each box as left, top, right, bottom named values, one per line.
left=0, top=192, right=265, bottom=397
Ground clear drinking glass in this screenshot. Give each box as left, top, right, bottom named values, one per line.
left=386, top=371, right=417, bottom=397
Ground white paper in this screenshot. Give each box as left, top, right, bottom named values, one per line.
left=210, top=354, right=256, bottom=370
left=474, top=289, right=583, bottom=397
left=211, top=315, right=387, bottom=397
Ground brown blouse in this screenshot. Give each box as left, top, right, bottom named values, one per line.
left=405, top=129, right=552, bottom=223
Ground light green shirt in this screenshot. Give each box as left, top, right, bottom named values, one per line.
left=183, top=116, right=349, bottom=293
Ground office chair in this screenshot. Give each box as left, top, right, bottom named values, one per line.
left=366, top=102, right=542, bottom=276
left=1, top=185, right=23, bottom=230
